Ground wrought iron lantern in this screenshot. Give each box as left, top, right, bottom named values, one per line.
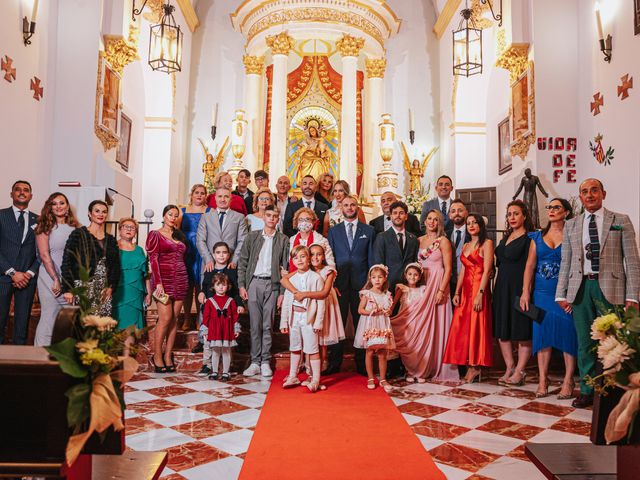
left=452, top=8, right=482, bottom=77
left=148, top=1, right=183, bottom=74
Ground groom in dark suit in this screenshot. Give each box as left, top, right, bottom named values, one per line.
left=0, top=181, right=40, bottom=345
left=282, top=175, right=328, bottom=237
left=327, top=195, right=376, bottom=375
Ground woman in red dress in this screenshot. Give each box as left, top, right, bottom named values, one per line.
left=443, top=213, right=494, bottom=383
left=147, top=205, right=189, bottom=372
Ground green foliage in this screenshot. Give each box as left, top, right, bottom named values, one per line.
left=46, top=338, right=88, bottom=379
left=65, top=383, right=91, bottom=432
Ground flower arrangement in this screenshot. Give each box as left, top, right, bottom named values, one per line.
left=45, top=264, right=141, bottom=465
left=405, top=183, right=431, bottom=216
left=587, top=306, right=640, bottom=444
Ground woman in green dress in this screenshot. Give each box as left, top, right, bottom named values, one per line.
left=113, top=218, right=151, bottom=331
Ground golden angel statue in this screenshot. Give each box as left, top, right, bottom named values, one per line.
left=199, top=137, right=229, bottom=193
left=291, top=118, right=336, bottom=186
left=402, top=142, right=438, bottom=195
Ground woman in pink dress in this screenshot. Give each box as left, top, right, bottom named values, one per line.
left=391, top=210, right=458, bottom=382
left=147, top=205, right=189, bottom=373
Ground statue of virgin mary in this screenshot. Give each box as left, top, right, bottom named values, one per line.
left=295, top=119, right=332, bottom=186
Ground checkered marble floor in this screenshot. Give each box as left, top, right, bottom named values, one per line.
left=124, top=372, right=592, bottom=480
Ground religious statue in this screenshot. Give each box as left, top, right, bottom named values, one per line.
left=402, top=142, right=438, bottom=195
left=199, top=136, right=229, bottom=193
left=294, top=119, right=333, bottom=186
left=513, top=168, right=549, bottom=229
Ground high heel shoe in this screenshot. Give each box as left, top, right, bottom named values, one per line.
left=463, top=367, right=482, bottom=384
left=497, top=368, right=515, bottom=386
left=506, top=371, right=527, bottom=387
left=165, top=353, right=177, bottom=373
left=557, top=380, right=576, bottom=400
left=535, top=377, right=550, bottom=398
left=150, top=357, right=167, bottom=374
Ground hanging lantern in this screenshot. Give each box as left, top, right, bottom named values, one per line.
left=452, top=8, right=482, bottom=77
left=148, top=1, right=183, bottom=74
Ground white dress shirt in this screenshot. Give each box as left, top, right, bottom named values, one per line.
left=437, top=197, right=451, bottom=216
left=582, top=208, right=604, bottom=275
left=383, top=215, right=392, bottom=231
left=451, top=225, right=467, bottom=273
left=301, top=197, right=315, bottom=210
left=216, top=208, right=229, bottom=229
left=253, top=230, right=275, bottom=277
left=292, top=269, right=310, bottom=308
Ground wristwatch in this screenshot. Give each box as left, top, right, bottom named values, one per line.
left=7, top=269, right=16, bottom=277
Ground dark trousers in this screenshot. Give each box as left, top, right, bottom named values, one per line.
left=0, top=279, right=37, bottom=345
left=328, top=287, right=365, bottom=374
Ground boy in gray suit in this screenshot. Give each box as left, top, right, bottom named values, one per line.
left=238, top=206, right=290, bottom=377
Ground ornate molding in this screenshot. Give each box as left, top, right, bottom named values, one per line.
left=337, top=34, right=365, bottom=57
left=243, top=55, right=265, bottom=75
left=365, top=58, right=386, bottom=78
left=103, top=24, right=140, bottom=75
left=495, top=43, right=530, bottom=82
left=142, top=0, right=199, bottom=32
left=470, top=0, right=493, bottom=29
left=266, top=32, right=295, bottom=55
left=495, top=28, right=506, bottom=57
left=143, top=0, right=165, bottom=23
left=433, top=0, right=462, bottom=39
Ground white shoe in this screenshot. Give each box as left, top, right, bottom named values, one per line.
left=243, top=363, right=261, bottom=376
left=261, top=363, right=273, bottom=377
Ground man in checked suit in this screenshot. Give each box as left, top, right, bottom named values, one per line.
left=0, top=180, right=40, bottom=345
left=556, top=178, right=640, bottom=408
left=419, top=175, right=454, bottom=234
left=327, top=195, right=376, bottom=375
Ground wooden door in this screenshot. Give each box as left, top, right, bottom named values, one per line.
left=456, top=187, right=499, bottom=241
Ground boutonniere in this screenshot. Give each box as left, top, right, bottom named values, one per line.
left=610, top=225, right=623, bottom=231
left=31, top=223, right=37, bottom=230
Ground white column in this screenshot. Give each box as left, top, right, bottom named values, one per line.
left=242, top=55, right=264, bottom=174
left=337, top=34, right=364, bottom=191
left=364, top=57, right=386, bottom=201
left=266, top=32, right=294, bottom=190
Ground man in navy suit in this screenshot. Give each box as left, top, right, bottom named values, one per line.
left=419, top=175, right=454, bottom=234
left=0, top=181, right=40, bottom=344
left=327, top=195, right=375, bottom=375
left=283, top=175, right=328, bottom=237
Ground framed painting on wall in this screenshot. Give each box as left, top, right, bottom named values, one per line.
left=498, top=117, right=512, bottom=175
left=94, top=52, right=122, bottom=151
left=116, top=113, right=131, bottom=172
left=635, top=0, right=640, bottom=35
left=510, top=67, right=532, bottom=145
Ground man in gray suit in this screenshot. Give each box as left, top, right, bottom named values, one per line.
left=420, top=175, right=454, bottom=234
left=197, top=187, right=248, bottom=271
left=556, top=178, right=640, bottom=408
left=238, top=206, right=290, bottom=378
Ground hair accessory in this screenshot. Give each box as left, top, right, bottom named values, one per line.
left=404, top=262, right=423, bottom=274
left=308, top=242, right=325, bottom=251
left=369, top=264, right=389, bottom=275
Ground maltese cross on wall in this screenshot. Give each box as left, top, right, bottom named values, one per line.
left=590, top=92, right=604, bottom=116
left=1, top=56, right=16, bottom=83
left=617, top=74, right=633, bottom=100
left=30, top=76, right=43, bottom=101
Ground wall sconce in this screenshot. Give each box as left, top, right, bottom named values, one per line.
left=595, top=2, right=612, bottom=63
left=148, top=1, right=184, bottom=73
left=453, top=6, right=483, bottom=77
left=211, top=103, right=218, bottom=141
left=132, top=0, right=149, bottom=21
left=22, top=0, right=39, bottom=46
left=480, top=0, right=503, bottom=27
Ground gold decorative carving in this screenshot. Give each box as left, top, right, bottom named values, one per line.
left=94, top=52, right=120, bottom=152
left=495, top=43, right=530, bottom=82
left=243, top=55, right=265, bottom=75
left=143, top=0, right=199, bottom=32
left=495, top=28, right=506, bottom=57
left=247, top=8, right=384, bottom=47
left=365, top=58, right=386, bottom=78
left=451, top=73, right=459, bottom=117
left=103, top=24, right=140, bottom=75
left=509, top=61, right=535, bottom=160
left=143, top=0, right=164, bottom=23
left=470, top=0, right=493, bottom=29
left=337, top=34, right=365, bottom=57
left=266, top=32, right=295, bottom=55
left=377, top=176, right=398, bottom=188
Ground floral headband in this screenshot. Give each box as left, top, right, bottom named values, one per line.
left=404, top=262, right=423, bottom=274
left=369, top=264, right=389, bottom=275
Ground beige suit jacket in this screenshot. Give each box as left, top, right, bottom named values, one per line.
left=279, top=270, right=326, bottom=331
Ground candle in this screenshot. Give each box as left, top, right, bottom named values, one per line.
left=595, top=2, right=604, bottom=41
left=409, top=109, right=415, bottom=131
left=211, top=103, right=218, bottom=127
left=31, top=0, right=39, bottom=22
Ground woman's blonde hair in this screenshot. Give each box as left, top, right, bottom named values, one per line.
left=290, top=244, right=310, bottom=259
left=188, top=184, right=207, bottom=205
left=424, top=209, right=445, bottom=237
left=252, top=187, right=275, bottom=212
left=331, top=179, right=351, bottom=197
left=292, top=207, right=318, bottom=229
left=316, top=172, right=334, bottom=189
left=213, top=171, right=230, bottom=189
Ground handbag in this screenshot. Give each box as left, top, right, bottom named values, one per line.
left=153, top=291, right=170, bottom=305
left=514, top=296, right=544, bottom=324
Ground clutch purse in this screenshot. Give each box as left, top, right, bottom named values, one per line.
left=153, top=291, right=170, bottom=305
left=514, top=296, right=544, bottom=324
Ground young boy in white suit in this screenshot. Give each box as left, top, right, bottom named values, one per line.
left=280, top=245, right=325, bottom=392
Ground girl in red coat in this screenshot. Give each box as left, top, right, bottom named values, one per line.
left=202, top=273, right=239, bottom=381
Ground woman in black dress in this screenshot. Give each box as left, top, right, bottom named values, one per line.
left=493, top=200, right=534, bottom=386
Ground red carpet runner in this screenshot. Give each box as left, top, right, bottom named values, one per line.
left=239, top=371, right=445, bottom=479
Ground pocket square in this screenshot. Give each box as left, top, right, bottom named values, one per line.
left=610, top=225, right=623, bottom=231
left=31, top=224, right=37, bottom=230
left=358, top=234, right=368, bottom=239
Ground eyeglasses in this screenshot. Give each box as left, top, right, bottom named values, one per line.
left=121, top=225, right=136, bottom=231
left=545, top=205, right=564, bottom=211
left=257, top=197, right=272, bottom=202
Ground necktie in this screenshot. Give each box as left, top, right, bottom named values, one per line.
left=455, top=229, right=462, bottom=248
left=441, top=201, right=447, bottom=217
left=218, top=211, right=226, bottom=230
left=397, top=232, right=404, bottom=254
left=347, top=222, right=354, bottom=250
left=17, top=211, right=25, bottom=240
left=305, top=201, right=311, bottom=209
left=588, top=214, right=600, bottom=272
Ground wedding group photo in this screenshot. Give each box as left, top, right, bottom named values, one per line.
left=1, top=1, right=639, bottom=479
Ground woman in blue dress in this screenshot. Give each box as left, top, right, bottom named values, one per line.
left=178, top=184, right=210, bottom=330
left=520, top=198, right=577, bottom=400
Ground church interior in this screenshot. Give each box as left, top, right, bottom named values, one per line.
left=1, top=0, right=639, bottom=479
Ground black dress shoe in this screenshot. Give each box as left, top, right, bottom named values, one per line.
left=572, top=393, right=594, bottom=408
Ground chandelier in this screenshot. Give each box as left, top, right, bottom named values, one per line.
left=452, top=7, right=482, bottom=77
left=148, top=1, right=183, bottom=74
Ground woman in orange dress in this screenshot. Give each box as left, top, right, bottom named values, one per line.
left=443, top=213, right=494, bottom=383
